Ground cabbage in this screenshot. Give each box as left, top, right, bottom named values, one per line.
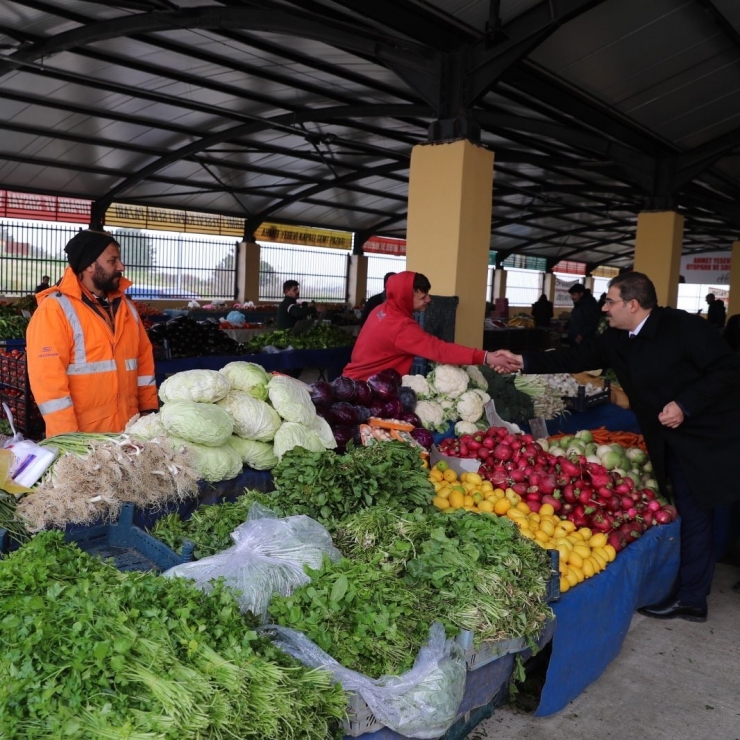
left=166, top=436, right=242, bottom=482
left=125, top=412, right=165, bottom=440
left=226, top=436, right=278, bottom=470
left=268, top=375, right=317, bottom=426
left=217, top=390, right=282, bottom=441
left=309, top=414, right=337, bottom=449
left=273, top=422, right=325, bottom=459
left=219, top=361, right=270, bottom=401
left=160, top=401, right=233, bottom=447
left=159, top=369, right=231, bottom=404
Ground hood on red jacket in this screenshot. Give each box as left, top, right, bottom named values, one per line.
left=384, top=271, right=417, bottom=317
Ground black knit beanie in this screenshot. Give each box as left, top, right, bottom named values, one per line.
left=65, top=230, right=118, bottom=273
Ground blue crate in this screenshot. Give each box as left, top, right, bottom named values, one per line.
left=65, top=503, right=194, bottom=572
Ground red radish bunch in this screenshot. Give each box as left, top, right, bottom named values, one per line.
left=436, top=426, right=677, bottom=552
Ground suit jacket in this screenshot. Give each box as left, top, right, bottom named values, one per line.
left=523, top=307, right=740, bottom=507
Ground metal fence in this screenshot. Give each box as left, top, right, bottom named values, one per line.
left=258, top=241, right=349, bottom=303
left=366, top=254, right=406, bottom=301
left=0, top=220, right=237, bottom=299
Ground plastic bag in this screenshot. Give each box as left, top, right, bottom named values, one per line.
left=263, top=622, right=466, bottom=738
left=162, top=504, right=341, bottom=618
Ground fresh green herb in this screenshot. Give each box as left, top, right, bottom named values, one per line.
left=245, top=324, right=354, bottom=352
left=0, top=531, right=347, bottom=739
left=0, top=492, right=29, bottom=545
left=477, top=365, right=535, bottom=424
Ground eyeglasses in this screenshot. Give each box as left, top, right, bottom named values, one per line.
left=603, top=298, right=625, bottom=307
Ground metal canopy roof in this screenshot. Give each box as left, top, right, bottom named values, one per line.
left=1, top=0, right=739, bottom=270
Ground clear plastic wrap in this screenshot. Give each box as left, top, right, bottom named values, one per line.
left=162, top=504, right=340, bottom=618
left=264, top=621, right=466, bottom=739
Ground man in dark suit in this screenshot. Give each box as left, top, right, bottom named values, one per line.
left=360, top=272, right=395, bottom=326
left=494, top=272, right=740, bottom=621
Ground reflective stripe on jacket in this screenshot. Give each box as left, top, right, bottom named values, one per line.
left=27, top=267, right=158, bottom=437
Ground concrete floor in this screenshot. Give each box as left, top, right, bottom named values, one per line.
left=474, top=563, right=740, bottom=740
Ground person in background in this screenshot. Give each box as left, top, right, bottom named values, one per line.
left=34, top=275, right=50, bottom=294
left=705, top=293, right=726, bottom=329
left=276, top=279, right=319, bottom=330
left=26, top=230, right=158, bottom=437
left=493, top=271, right=740, bottom=622
left=343, top=271, right=513, bottom=380
left=566, top=283, right=600, bottom=345
left=531, top=293, right=554, bottom=328
left=360, top=271, right=396, bottom=326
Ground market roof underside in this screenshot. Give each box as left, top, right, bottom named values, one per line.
left=1, top=0, right=739, bottom=270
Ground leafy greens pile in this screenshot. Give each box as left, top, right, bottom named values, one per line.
left=271, top=441, right=434, bottom=523
left=0, top=531, right=347, bottom=740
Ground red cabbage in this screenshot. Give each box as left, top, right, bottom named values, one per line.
left=331, top=376, right=358, bottom=402
left=332, top=424, right=354, bottom=450
left=309, top=381, right=334, bottom=407
left=355, top=406, right=372, bottom=424
left=354, top=380, right=373, bottom=406
left=330, top=401, right=358, bottom=426
left=377, top=368, right=402, bottom=390
left=383, top=398, right=404, bottom=419
left=315, top=405, right=331, bottom=421
left=399, top=411, right=422, bottom=427
left=367, top=400, right=386, bottom=418
left=410, top=427, right=434, bottom=449
left=398, top=386, right=417, bottom=412
left=368, top=373, right=398, bottom=401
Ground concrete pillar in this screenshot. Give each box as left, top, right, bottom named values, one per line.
left=727, top=241, right=740, bottom=318
left=348, top=254, right=369, bottom=309
left=492, top=268, right=507, bottom=299
left=405, top=139, right=494, bottom=346
left=243, top=240, right=261, bottom=303
left=543, top=272, right=556, bottom=302
left=584, top=275, right=595, bottom=293
left=633, top=211, right=684, bottom=307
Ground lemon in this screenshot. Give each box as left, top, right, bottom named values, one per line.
left=539, top=520, right=555, bottom=538
left=560, top=576, right=570, bottom=594
left=493, top=487, right=505, bottom=497
left=442, top=468, right=458, bottom=483
left=565, top=570, right=579, bottom=588
left=432, top=496, right=450, bottom=510
left=577, top=527, right=593, bottom=541
left=466, top=472, right=483, bottom=487
left=437, top=487, right=452, bottom=500
left=429, top=469, right=443, bottom=482
left=463, top=495, right=475, bottom=507
left=553, top=526, right=570, bottom=539
left=519, top=529, right=536, bottom=540
left=568, top=551, right=583, bottom=569
left=560, top=520, right=576, bottom=533
left=516, top=501, right=531, bottom=514
left=494, top=498, right=511, bottom=516
left=570, top=564, right=585, bottom=583
left=448, top=491, right=465, bottom=509
left=603, top=544, right=617, bottom=562
left=528, top=512, right=541, bottom=524
left=539, top=503, right=555, bottom=517
left=534, top=530, right=550, bottom=544
left=472, top=492, right=484, bottom=503
left=556, top=544, right=571, bottom=565
left=582, top=558, right=595, bottom=578
left=478, top=499, right=494, bottom=513
left=481, top=481, right=493, bottom=492
left=573, top=543, right=591, bottom=560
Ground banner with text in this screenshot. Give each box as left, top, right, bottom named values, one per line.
left=0, top=190, right=91, bottom=223
left=680, top=252, right=732, bottom=284
left=254, top=223, right=351, bottom=250
left=363, top=236, right=406, bottom=256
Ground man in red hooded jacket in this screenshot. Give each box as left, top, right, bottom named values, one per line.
left=343, top=271, right=505, bottom=380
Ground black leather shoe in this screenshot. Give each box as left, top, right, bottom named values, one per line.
left=637, top=599, right=707, bottom=623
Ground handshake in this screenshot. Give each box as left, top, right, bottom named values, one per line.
left=484, top=349, right=523, bottom=374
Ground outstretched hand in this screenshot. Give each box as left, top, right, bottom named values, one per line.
left=486, top=349, right=523, bottom=374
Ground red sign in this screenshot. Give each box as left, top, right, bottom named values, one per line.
left=364, top=236, right=406, bottom=256
left=0, top=190, right=90, bottom=223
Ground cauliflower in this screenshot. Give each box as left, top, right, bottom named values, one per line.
left=414, top=399, right=447, bottom=432
left=465, top=365, right=488, bottom=390
left=456, top=390, right=484, bottom=423
left=472, top=388, right=491, bottom=405
left=402, top=374, right=431, bottom=399
left=429, top=364, right=469, bottom=399
left=439, top=398, right=458, bottom=422
left=454, top=420, right=479, bottom=436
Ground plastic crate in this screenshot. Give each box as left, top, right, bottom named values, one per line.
left=0, top=343, right=44, bottom=436
left=455, top=631, right=527, bottom=672
left=65, top=503, right=195, bottom=572
left=563, top=379, right=611, bottom=413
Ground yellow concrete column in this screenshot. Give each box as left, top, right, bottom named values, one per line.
left=243, top=240, right=261, bottom=303
left=633, top=211, right=684, bottom=307
left=727, top=241, right=740, bottom=318
left=348, top=254, right=368, bottom=308
left=492, top=268, right=507, bottom=299
left=405, top=139, right=494, bottom=346
left=543, top=272, right=556, bottom=302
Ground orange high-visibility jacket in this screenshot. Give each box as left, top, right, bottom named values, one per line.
left=26, top=267, right=158, bottom=437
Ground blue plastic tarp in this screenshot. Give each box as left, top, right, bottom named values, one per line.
left=535, top=519, right=680, bottom=716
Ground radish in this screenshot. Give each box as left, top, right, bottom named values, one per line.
left=607, top=531, right=626, bottom=552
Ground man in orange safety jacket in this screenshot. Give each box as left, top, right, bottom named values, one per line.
left=26, top=230, right=159, bottom=437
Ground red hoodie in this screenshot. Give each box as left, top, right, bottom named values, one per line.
left=343, top=271, right=486, bottom=380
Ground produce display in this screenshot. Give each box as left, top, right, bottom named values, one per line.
left=431, top=425, right=677, bottom=591
left=309, top=369, right=434, bottom=451
left=0, top=303, right=29, bottom=340
left=147, top=315, right=244, bottom=357
left=0, top=531, right=347, bottom=740
left=243, top=324, right=355, bottom=353
left=128, top=365, right=336, bottom=481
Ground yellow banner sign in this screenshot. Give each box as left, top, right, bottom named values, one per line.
left=254, top=223, right=352, bottom=250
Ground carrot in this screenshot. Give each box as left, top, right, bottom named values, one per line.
left=548, top=427, right=647, bottom=450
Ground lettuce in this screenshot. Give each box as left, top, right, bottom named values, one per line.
left=226, top=436, right=278, bottom=470
left=219, top=361, right=270, bottom=401
left=273, top=422, right=325, bottom=460
left=161, top=401, right=233, bottom=447
left=159, top=369, right=231, bottom=404
left=267, top=376, right=317, bottom=426
left=167, top=436, right=242, bottom=482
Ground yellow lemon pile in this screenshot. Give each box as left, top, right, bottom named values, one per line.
left=428, top=462, right=616, bottom=593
